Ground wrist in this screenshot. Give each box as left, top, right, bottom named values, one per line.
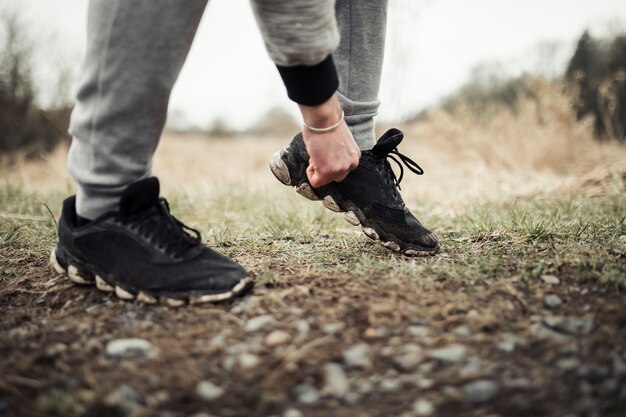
left=299, top=94, right=343, bottom=129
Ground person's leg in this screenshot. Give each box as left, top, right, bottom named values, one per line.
left=55, top=0, right=251, bottom=305
left=68, top=0, right=208, bottom=220
left=333, top=0, right=389, bottom=151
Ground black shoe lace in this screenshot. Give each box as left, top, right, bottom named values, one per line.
left=121, top=198, right=202, bottom=258
left=383, top=148, right=424, bottom=191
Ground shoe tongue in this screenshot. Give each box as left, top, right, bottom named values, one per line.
left=372, top=128, right=404, bottom=157
left=119, top=177, right=160, bottom=217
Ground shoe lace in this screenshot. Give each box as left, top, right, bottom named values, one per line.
left=383, top=148, right=424, bottom=191
left=122, top=198, right=202, bottom=258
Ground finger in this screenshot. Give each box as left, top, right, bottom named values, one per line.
left=306, top=164, right=317, bottom=186
left=307, top=165, right=327, bottom=188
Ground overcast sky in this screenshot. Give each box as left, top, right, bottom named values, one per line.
left=4, top=0, right=626, bottom=130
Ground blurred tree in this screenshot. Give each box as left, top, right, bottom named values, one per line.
left=566, top=31, right=626, bottom=141
left=0, top=9, right=71, bottom=160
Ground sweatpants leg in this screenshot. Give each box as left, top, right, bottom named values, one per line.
left=333, top=0, right=389, bottom=151
left=68, top=0, right=208, bottom=220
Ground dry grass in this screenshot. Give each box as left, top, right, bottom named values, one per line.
left=2, top=78, right=625, bottom=218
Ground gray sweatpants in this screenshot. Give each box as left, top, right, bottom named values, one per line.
left=68, top=0, right=388, bottom=219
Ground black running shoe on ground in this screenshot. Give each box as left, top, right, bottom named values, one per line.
left=50, top=177, right=252, bottom=306
left=269, top=128, right=439, bottom=256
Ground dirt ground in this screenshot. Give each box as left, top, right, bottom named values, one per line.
left=1, top=242, right=625, bottom=417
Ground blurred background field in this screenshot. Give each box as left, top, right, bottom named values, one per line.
left=1, top=1, right=625, bottom=211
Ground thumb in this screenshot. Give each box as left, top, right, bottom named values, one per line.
left=307, top=164, right=324, bottom=188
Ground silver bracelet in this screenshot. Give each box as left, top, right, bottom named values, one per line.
left=303, top=109, right=344, bottom=133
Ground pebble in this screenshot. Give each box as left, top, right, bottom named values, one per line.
left=452, top=325, right=472, bottom=337
left=413, top=399, right=434, bottom=416
left=146, top=390, right=170, bottom=407
left=355, top=380, right=373, bottom=394
left=104, top=385, right=142, bottom=415
left=459, top=356, right=483, bottom=378
left=557, top=357, right=580, bottom=370
left=408, top=325, right=430, bottom=338
left=532, top=322, right=570, bottom=341
left=196, top=381, right=224, bottom=402
left=323, top=363, right=349, bottom=397
left=46, top=343, right=68, bottom=357
left=223, top=355, right=236, bottom=371
left=541, top=274, right=560, bottom=285
left=323, top=323, right=344, bottom=334
left=284, top=409, right=303, bottom=417
left=542, top=316, right=593, bottom=335
left=106, top=338, right=156, bottom=359
left=392, top=344, right=424, bottom=370
left=613, top=355, right=626, bottom=375
left=462, top=380, right=500, bottom=404
left=427, top=344, right=467, bottom=362
left=419, top=362, right=435, bottom=373
left=496, top=333, right=528, bottom=352
left=544, top=294, right=563, bottom=309
left=209, top=332, right=226, bottom=348
left=264, top=330, right=290, bottom=347
left=295, top=320, right=310, bottom=334
left=364, top=327, right=381, bottom=338
left=238, top=353, right=261, bottom=369
left=343, top=343, right=373, bottom=369
left=294, top=384, right=320, bottom=404
left=415, top=377, right=434, bottom=389
left=245, top=315, right=275, bottom=332
left=506, top=378, right=536, bottom=391
left=380, top=378, right=402, bottom=392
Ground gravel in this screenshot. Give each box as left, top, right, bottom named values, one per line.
left=323, top=363, right=349, bottom=397
left=238, top=353, right=261, bottom=369
left=196, top=381, right=224, bottom=402
left=245, top=315, right=275, bottom=332
left=541, top=274, right=560, bottom=285
left=295, top=320, right=310, bottom=334
left=106, top=338, right=156, bottom=359
left=104, top=385, right=142, bottom=415
left=392, top=344, right=424, bottom=370
left=408, top=325, right=430, bottom=337
left=343, top=343, right=373, bottom=369
left=284, top=409, right=303, bottom=417
left=462, top=380, right=500, bottom=404
left=427, top=344, right=467, bottom=362
left=413, top=399, right=435, bottom=416
left=264, top=330, right=290, bottom=347
left=544, top=294, right=563, bottom=309
left=293, top=384, right=320, bottom=404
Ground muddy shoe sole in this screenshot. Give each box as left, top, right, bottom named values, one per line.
left=49, top=248, right=253, bottom=306
left=270, top=150, right=439, bottom=257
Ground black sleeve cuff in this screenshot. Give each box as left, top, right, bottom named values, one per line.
left=276, top=55, right=339, bottom=106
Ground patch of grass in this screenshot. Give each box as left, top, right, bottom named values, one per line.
left=1, top=183, right=623, bottom=288
left=0, top=185, right=60, bottom=254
